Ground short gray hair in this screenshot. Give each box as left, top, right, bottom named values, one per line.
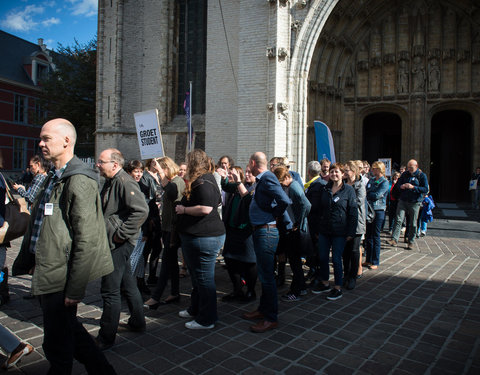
left=108, top=148, right=125, bottom=167
left=307, top=160, right=321, bottom=177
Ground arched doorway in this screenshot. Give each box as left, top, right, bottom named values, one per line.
left=363, top=112, right=402, bottom=169
left=430, top=110, right=472, bottom=203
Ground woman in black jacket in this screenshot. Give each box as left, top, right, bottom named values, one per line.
left=220, top=166, right=257, bottom=303
left=311, top=163, right=358, bottom=301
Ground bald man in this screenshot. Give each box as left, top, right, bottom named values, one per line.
left=242, top=152, right=291, bottom=333
left=12, top=119, right=116, bottom=374
left=387, top=159, right=429, bottom=250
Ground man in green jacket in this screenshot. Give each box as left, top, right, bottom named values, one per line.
left=13, top=118, right=116, bottom=374
left=96, top=148, right=148, bottom=350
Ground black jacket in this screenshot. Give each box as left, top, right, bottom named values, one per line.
left=309, top=181, right=358, bottom=237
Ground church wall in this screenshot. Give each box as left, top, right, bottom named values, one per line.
left=205, top=0, right=239, bottom=164
left=97, top=0, right=176, bottom=161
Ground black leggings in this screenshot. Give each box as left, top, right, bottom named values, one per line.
left=151, top=231, right=180, bottom=300
left=224, top=257, right=257, bottom=295
left=343, top=235, right=362, bottom=280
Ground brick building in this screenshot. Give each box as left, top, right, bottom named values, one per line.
left=97, top=0, right=480, bottom=202
left=0, top=31, right=54, bottom=173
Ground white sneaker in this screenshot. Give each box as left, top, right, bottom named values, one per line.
left=185, top=320, right=214, bottom=330
left=178, top=310, right=193, bottom=318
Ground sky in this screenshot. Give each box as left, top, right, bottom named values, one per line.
left=0, top=0, right=97, bottom=50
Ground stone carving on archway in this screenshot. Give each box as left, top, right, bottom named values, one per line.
left=301, top=0, right=479, bottom=164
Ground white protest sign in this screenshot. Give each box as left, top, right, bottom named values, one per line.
left=134, top=109, right=164, bottom=160
left=379, top=158, right=392, bottom=177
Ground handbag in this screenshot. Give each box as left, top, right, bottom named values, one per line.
left=469, top=179, right=477, bottom=191
left=0, top=175, right=30, bottom=244
left=366, top=201, right=376, bottom=224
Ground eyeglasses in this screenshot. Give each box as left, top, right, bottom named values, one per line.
left=97, top=160, right=114, bottom=165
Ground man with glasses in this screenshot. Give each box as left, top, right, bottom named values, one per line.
left=387, top=159, right=429, bottom=250
left=95, top=148, right=148, bottom=350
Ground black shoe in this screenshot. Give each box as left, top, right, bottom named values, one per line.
left=346, top=278, right=356, bottom=290
left=23, top=294, right=36, bottom=300
left=94, top=336, right=113, bottom=351
left=117, top=322, right=146, bottom=333
left=162, top=295, right=180, bottom=304
left=143, top=301, right=162, bottom=310
left=326, top=288, right=343, bottom=301
left=281, top=293, right=301, bottom=302
left=312, top=283, right=331, bottom=295
left=239, top=292, right=256, bottom=303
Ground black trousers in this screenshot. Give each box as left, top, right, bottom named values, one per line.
left=39, top=292, right=116, bottom=375
left=151, top=231, right=180, bottom=300
left=99, top=242, right=145, bottom=344
left=224, top=257, right=257, bottom=295
left=343, top=234, right=362, bottom=280
left=280, top=230, right=306, bottom=295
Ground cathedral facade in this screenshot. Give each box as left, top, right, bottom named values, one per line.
left=96, top=0, right=480, bottom=202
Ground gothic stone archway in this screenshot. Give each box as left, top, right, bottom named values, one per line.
left=296, top=0, right=480, bottom=174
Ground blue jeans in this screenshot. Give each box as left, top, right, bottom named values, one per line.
left=317, top=233, right=346, bottom=287
left=252, top=226, right=279, bottom=322
left=366, top=210, right=385, bottom=266
left=0, top=324, right=19, bottom=353
left=180, top=233, right=225, bottom=326
left=475, top=189, right=480, bottom=209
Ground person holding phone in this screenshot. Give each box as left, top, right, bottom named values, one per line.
left=12, top=155, right=49, bottom=208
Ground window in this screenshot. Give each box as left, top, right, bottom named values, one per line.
left=13, top=138, right=27, bottom=170
left=37, top=63, right=49, bottom=83
left=35, top=100, right=47, bottom=124
left=177, top=0, right=207, bottom=115
left=14, top=95, right=27, bottom=123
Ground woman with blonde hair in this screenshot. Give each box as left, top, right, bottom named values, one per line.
left=174, top=150, right=225, bottom=329
left=364, top=161, right=389, bottom=269
left=144, top=156, right=186, bottom=308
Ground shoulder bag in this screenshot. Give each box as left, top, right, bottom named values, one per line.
left=0, top=174, right=30, bottom=244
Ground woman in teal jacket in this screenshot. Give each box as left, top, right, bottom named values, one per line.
left=364, top=161, right=389, bottom=269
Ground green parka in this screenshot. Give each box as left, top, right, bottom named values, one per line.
left=12, top=156, right=114, bottom=300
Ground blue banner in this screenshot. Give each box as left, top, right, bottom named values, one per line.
left=314, top=121, right=336, bottom=163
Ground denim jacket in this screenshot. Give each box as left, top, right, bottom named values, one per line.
left=366, top=176, right=389, bottom=211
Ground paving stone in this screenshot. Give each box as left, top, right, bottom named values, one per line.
left=259, top=355, right=292, bottom=372
left=284, top=364, right=318, bottom=375
left=324, top=362, right=358, bottom=375
left=0, top=226, right=478, bottom=374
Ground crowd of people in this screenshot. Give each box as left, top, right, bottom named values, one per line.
left=0, top=117, right=433, bottom=373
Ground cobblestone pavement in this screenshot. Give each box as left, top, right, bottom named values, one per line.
left=1, top=218, right=479, bottom=375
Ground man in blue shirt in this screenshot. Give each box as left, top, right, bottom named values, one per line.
left=242, top=152, right=291, bottom=333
